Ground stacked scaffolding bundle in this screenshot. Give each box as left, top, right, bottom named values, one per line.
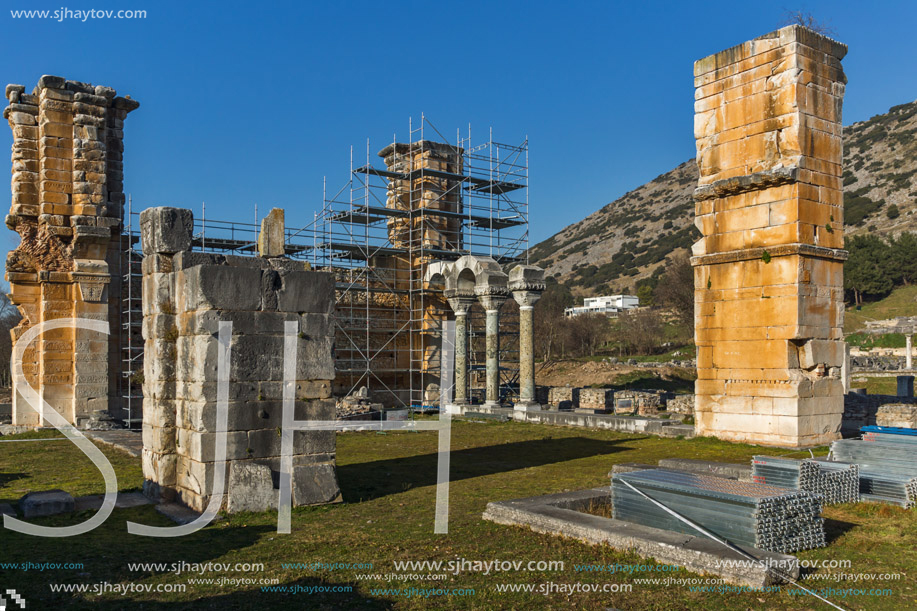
left=750, top=456, right=859, bottom=505
left=862, top=430, right=917, bottom=443
left=611, top=469, right=826, bottom=553
left=830, top=438, right=917, bottom=508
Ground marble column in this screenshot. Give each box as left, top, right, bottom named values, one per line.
left=477, top=291, right=507, bottom=407
left=904, top=333, right=914, bottom=371
left=509, top=265, right=546, bottom=412
left=445, top=290, right=475, bottom=406
left=512, top=290, right=542, bottom=410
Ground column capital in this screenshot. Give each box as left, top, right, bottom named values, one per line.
left=444, top=289, right=476, bottom=314
left=512, top=289, right=542, bottom=309
left=475, top=289, right=508, bottom=311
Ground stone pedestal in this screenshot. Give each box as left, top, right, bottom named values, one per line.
left=691, top=26, right=848, bottom=447
left=5, top=76, right=139, bottom=427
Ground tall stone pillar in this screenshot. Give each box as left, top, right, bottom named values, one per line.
left=444, top=290, right=475, bottom=406
left=691, top=26, right=847, bottom=447
left=510, top=265, right=545, bottom=411
left=352, top=141, right=464, bottom=405
left=477, top=291, right=507, bottom=407
left=5, top=76, right=138, bottom=427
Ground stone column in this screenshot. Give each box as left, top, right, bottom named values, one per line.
left=445, top=290, right=475, bottom=407
left=691, top=26, right=847, bottom=448
left=477, top=291, right=507, bottom=407
left=509, top=264, right=545, bottom=411
left=907, top=335, right=913, bottom=370
left=5, top=75, right=138, bottom=427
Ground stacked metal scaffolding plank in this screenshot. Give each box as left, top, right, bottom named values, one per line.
left=751, top=456, right=859, bottom=504
left=830, top=437, right=917, bottom=508
left=611, top=469, right=826, bottom=553
left=314, top=117, right=529, bottom=409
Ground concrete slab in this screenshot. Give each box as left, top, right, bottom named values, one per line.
left=19, top=490, right=75, bottom=518
left=608, top=463, right=657, bottom=476
left=657, top=458, right=752, bottom=482
left=452, top=404, right=695, bottom=438
left=483, top=487, right=798, bottom=588
left=155, top=502, right=203, bottom=525
left=84, top=430, right=142, bottom=458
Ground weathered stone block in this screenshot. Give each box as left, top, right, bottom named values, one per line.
left=227, top=461, right=278, bottom=513
left=19, top=489, right=75, bottom=517
left=181, top=265, right=262, bottom=312
left=292, top=463, right=341, bottom=506
left=276, top=271, right=334, bottom=313
left=140, top=207, right=193, bottom=255
left=258, top=208, right=285, bottom=258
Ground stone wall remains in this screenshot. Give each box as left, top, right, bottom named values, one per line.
left=140, top=207, right=340, bottom=513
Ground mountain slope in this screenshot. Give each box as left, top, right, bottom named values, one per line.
left=530, top=99, right=917, bottom=296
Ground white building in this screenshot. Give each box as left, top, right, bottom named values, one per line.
left=564, top=295, right=639, bottom=317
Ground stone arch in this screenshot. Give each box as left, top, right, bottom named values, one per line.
left=452, top=255, right=508, bottom=295
left=423, top=260, right=452, bottom=292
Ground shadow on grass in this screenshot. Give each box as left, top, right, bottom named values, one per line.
left=0, top=471, right=26, bottom=487
left=1, top=505, right=393, bottom=610
left=338, top=436, right=633, bottom=501
left=823, top=516, right=858, bottom=545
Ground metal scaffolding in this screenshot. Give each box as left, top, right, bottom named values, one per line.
left=313, top=116, right=529, bottom=409
left=113, top=116, right=528, bottom=426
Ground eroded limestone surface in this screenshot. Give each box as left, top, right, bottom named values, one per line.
left=691, top=26, right=848, bottom=447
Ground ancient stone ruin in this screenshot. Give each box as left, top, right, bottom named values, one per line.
left=4, top=76, right=138, bottom=427
left=692, top=25, right=848, bottom=447
left=426, top=256, right=544, bottom=410
left=140, top=207, right=340, bottom=512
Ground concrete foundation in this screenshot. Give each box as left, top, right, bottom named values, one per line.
left=483, top=487, right=799, bottom=588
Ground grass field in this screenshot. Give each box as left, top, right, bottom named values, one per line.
left=849, top=376, right=901, bottom=395
left=1, top=422, right=915, bottom=610
left=845, top=285, right=917, bottom=334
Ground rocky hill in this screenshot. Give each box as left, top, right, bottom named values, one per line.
left=530, top=99, right=917, bottom=296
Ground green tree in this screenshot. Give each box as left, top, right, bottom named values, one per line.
left=890, top=232, right=917, bottom=286
left=844, top=235, right=893, bottom=304
left=534, top=280, right=574, bottom=361
left=887, top=204, right=901, bottom=219
left=654, top=253, right=694, bottom=322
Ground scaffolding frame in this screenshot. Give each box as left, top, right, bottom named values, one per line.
left=313, top=116, right=529, bottom=409
left=114, top=116, right=528, bottom=426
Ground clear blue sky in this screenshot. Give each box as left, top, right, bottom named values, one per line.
left=2, top=0, right=915, bottom=256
